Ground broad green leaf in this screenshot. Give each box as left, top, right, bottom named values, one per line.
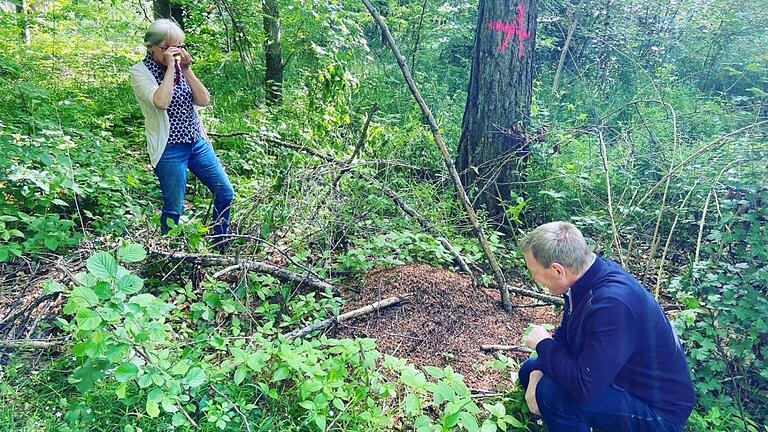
left=116, top=274, right=144, bottom=294
left=459, top=412, right=480, bottom=432
left=481, top=419, right=498, bottom=432
left=118, top=244, right=147, bottom=263
left=234, top=366, right=247, bottom=385
left=184, top=367, right=206, bottom=388
left=485, top=402, right=506, bottom=418
left=172, top=412, right=186, bottom=426
left=171, top=360, right=192, bottom=376
left=129, top=293, right=157, bottom=307
left=405, top=393, right=421, bottom=415
left=314, top=415, right=326, bottom=431
left=74, top=272, right=97, bottom=287
left=75, top=308, right=102, bottom=331
left=423, top=366, right=445, bottom=379
left=87, top=252, right=118, bottom=279
left=147, top=388, right=164, bottom=401
left=161, top=397, right=178, bottom=413
left=401, top=366, right=427, bottom=388
left=71, top=286, right=99, bottom=307
left=43, top=237, right=59, bottom=251
left=272, top=366, right=290, bottom=382
left=114, top=362, right=139, bottom=382
left=433, top=381, right=455, bottom=406
left=146, top=399, right=160, bottom=417
left=116, top=383, right=127, bottom=399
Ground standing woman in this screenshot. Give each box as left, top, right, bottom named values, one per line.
left=130, top=19, right=234, bottom=239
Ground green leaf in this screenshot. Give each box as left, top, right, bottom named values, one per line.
left=485, top=402, right=506, bottom=418
left=146, top=399, right=160, bottom=418
left=481, top=419, right=498, bottom=432
left=405, top=393, right=421, bottom=415
left=129, top=293, right=157, bottom=307
left=71, top=285, right=99, bottom=307
left=114, top=362, right=139, bottom=382
left=507, top=415, right=524, bottom=428
left=118, top=244, right=147, bottom=263
left=116, top=274, right=144, bottom=294
left=314, top=415, right=327, bottom=431
left=116, top=383, right=127, bottom=399
left=234, top=367, right=247, bottom=385
left=433, top=380, right=456, bottom=406
left=272, top=366, right=290, bottom=382
left=171, top=360, right=192, bottom=376
left=423, top=366, right=445, bottom=379
left=459, top=412, right=480, bottom=432
left=75, top=308, right=102, bottom=331
left=87, top=252, right=118, bottom=279
left=44, top=236, right=59, bottom=251
left=184, top=367, right=206, bottom=388
left=401, top=366, right=427, bottom=388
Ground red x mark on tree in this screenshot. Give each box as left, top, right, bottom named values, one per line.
left=487, top=2, right=530, bottom=59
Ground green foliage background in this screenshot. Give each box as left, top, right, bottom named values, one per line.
left=0, top=0, right=766, bottom=430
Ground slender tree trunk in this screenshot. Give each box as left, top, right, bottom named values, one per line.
left=409, top=0, right=428, bottom=73
left=552, top=1, right=581, bottom=94
left=263, top=0, right=283, bottom=105
left=15, top=0, right=30, bottom=45
left=153, top=0, right=184, bottom=29
left=456, top=0, right=538, bottom=228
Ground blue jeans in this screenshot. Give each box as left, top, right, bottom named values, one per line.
left=519, top=358, right=685, bottom=432
left=153, top=137, right=234, bottom=236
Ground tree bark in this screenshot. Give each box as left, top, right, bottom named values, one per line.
left=456, top=0, right=537, bottom=227
left=153, top=0, right=185, bottom=29
left=263, top=0, right=283, bottom=104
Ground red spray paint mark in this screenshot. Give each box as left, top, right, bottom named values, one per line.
left=487, top=2, right=530, bottom=59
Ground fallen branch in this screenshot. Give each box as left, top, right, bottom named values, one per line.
left=360, top=0, right=511, bottom=311
left=226, top=130, right=473, bottom=276
left=150, top=250, right=338, bottom=295
left=502, top=284, right=563, bottom=305
left=0, top=339, right=63, bottom=349
left=480, top=344, right=534, bottom=354
left=361, top=173, right=473, bottom=276
left=333, top=104, right=378, bottom=189
left=285, top=294, right=412, bottom=340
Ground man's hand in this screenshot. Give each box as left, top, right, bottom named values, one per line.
left=525, top=370, right=544, bottom=415
left=524, top=324, right=552, bottom=350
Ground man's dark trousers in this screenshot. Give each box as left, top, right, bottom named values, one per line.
left=519, top=359, right=686, bottom=432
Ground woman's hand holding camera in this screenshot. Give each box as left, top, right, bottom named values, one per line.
left=162, top=47, right=192, bottom=70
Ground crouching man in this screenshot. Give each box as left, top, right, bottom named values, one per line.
left=518, top=221, right=695, bottom=431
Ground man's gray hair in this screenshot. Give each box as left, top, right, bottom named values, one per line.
left=518, top=221, right=593, bottom=272
left=143, top=19, right=185, bottom=50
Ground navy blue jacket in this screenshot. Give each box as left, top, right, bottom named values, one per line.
left=533, top=256, right=695, bottom=424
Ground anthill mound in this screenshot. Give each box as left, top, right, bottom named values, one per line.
left=334, top=264, right=561, bottom=390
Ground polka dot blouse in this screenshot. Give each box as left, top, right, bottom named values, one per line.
left=143, top=55, right=202, bottom=146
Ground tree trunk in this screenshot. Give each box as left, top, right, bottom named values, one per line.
left=263, top=0, right=283, bottom=105
left=456, top=0, right=538, bottom=228
left=153, top=0, right=185, bottom=30
left=552, top=1, right=581, bottom=94
left=13, top=0, right=30, bottom=45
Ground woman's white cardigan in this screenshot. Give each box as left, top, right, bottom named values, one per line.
left=129, top=61, right=208, bottom=167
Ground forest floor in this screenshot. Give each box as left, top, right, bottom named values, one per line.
left=0, top=257, right=561, bottom=391
left=335, top=264, right=561, bottom=390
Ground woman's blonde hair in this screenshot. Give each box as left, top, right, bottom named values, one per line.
left=143, top=19, right=185, bottom=51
